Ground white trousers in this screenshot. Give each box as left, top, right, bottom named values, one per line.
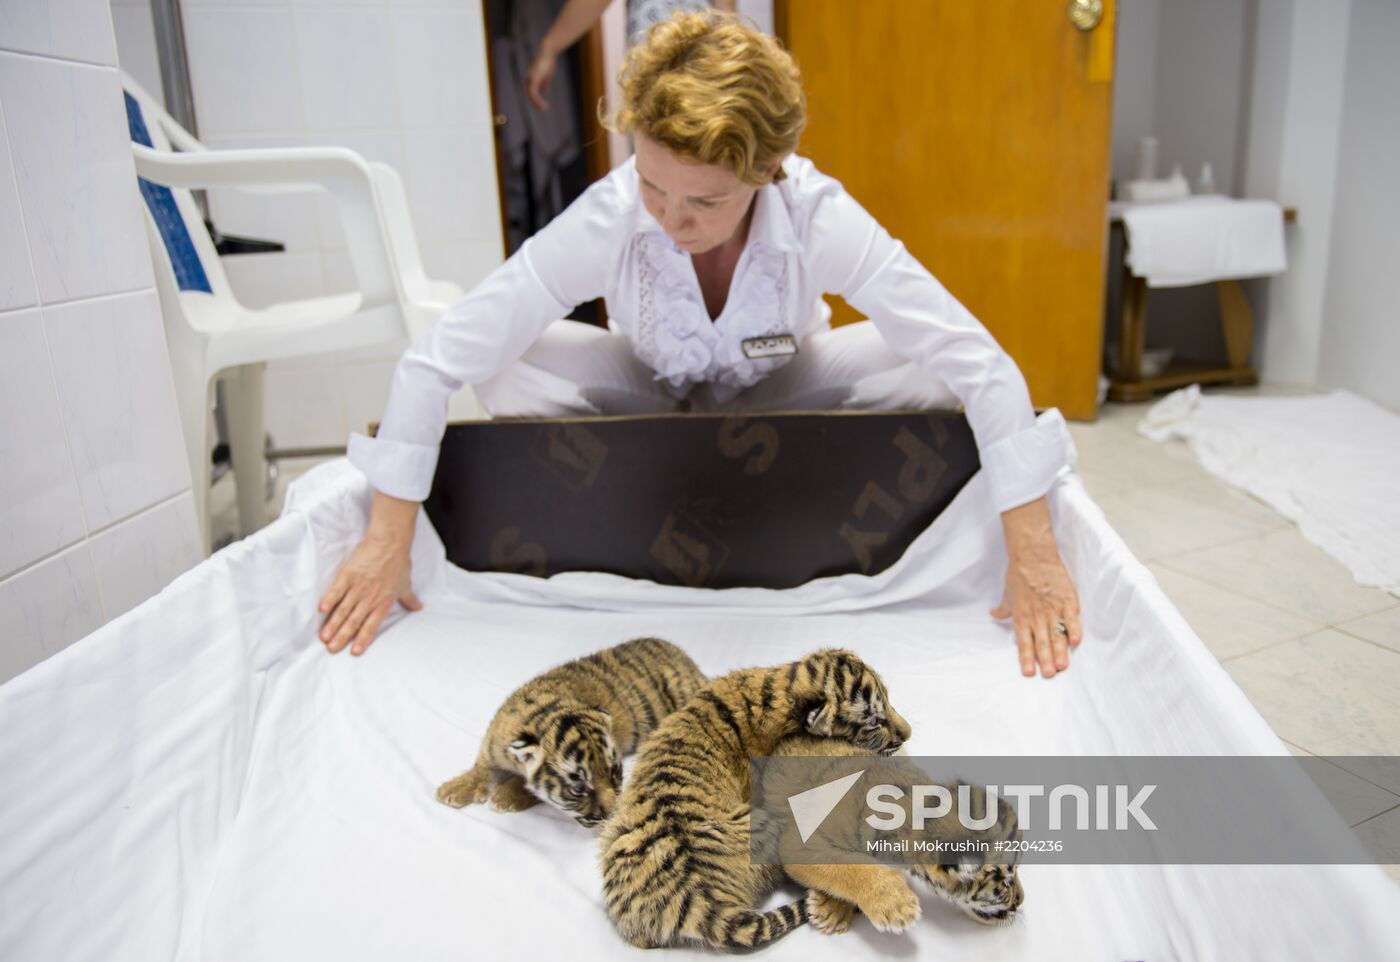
left=475, top=320, right=960, bottom=417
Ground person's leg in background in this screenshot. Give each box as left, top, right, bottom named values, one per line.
left=729, top=320, right=960, bottom=413
left=475, top=319, right=680, bottom=417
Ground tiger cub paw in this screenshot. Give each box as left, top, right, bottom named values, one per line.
left=806, top=890, right=855, bottom=935
left=859, top=876, right=921, bottom=933
left=435, top=769, right=492, bottom=808
left=488, top=777, right=540, bottom=813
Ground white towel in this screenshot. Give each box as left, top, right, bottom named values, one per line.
left=1140, top=386, right=1400, bottom=596
left=1117, top=196, right=1288, bottom=288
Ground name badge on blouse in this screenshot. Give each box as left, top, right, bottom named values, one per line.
left=741, top=335, right=799, bottom=360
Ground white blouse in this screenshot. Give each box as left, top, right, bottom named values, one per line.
left=348, top=154, right=1070, bottom=515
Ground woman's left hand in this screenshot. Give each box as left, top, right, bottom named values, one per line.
left=990, top=496, right=1083, bottom=678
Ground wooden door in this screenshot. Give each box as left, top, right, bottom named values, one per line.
left=778, top=1, right=1116, bottom=420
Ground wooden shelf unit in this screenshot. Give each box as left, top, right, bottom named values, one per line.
left=1108, top=207, right=1295, bottom=403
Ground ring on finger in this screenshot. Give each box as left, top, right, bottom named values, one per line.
left=1055, top=621, right=1069, bottom=636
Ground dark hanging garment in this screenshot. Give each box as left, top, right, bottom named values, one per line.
left=489, top=0, right=585, bottom=254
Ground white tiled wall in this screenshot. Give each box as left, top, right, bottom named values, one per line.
left=0, top=4, right=202, bottom=683
left=110, top=0, right=505, bottom=448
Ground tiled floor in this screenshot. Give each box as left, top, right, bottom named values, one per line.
left=212, top=385, right=1400, bottom=881
left=1068, top=387, right=1400, bottom=883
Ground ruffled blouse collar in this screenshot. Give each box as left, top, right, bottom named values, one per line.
left=629, top=167, right=800, bottom=400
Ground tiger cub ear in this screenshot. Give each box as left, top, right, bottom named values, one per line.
left=507, top=738, right=542, bottom=776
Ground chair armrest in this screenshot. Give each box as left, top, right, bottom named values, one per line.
left=367, top=162, right=433, bottom=304
left=131, top=143, right=400, bottom=309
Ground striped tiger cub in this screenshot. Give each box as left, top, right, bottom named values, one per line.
left=435, top=636, right=705, bottom=828
left=761, top=735, right=1025, bottom=936
left=598, top=649, right=912, bottom=949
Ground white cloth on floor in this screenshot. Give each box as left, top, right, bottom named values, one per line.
left=1115, top=196, right=1287, bottom=288
left=1139, top=385, right=1400, bottom=596
left=3, top=454, right=1400, bottom=961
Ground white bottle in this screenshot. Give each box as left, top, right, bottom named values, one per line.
left=1166, top=163, right=1189, bottom=200
left=1134, top=136, right=1158, bottom=181
left=1197, top=161, right=1216, bottom=195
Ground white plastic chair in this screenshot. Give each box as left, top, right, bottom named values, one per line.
left=122, top=74, right=485, bottom=552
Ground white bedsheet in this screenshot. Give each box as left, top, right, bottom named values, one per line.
left=1141, top=385, right=1400, bottom=597
left=3, top=448, right=1398, bottom=961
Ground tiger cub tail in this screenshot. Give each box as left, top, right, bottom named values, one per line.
left=687, top=899, right=810, bottom=949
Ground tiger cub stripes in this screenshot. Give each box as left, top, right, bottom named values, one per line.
left=598, top=649, right=911, bottom=949
left=436, top=636, right=705, bottom=827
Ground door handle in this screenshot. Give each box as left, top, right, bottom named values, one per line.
left=1068, top=0, right=1104, bottom=30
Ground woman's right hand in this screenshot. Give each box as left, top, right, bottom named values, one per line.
left=526, top=50, right=558, bottom=111
left=318, top=491, right=423, bottom=656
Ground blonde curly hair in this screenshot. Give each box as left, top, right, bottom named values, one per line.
left=606, top=11, right=806, bottom=185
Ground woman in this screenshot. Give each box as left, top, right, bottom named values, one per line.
left=319, top=12, right=1082, bottom=679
